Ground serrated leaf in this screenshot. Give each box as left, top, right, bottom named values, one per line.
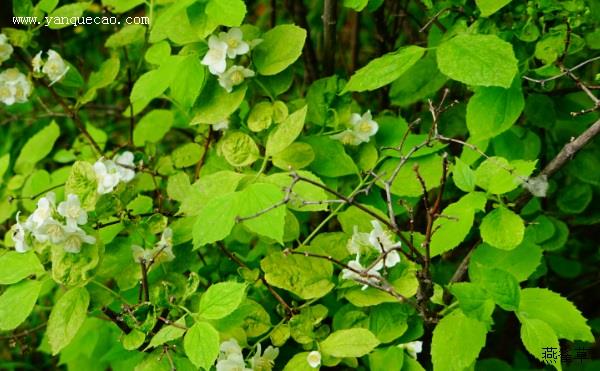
left=0, top=280, right=42, bottom=331
left=437, top=34, right=518, bottom=88
left=518, top=288, right=593, bottom=342
left=431, top=309, right=488, bottom=371
left=184, top=321, right=220, bottom=369
left=237, top=183, right=286, bottom=243
left=520, top=318, right=562, bottom=371
left=47, top=287, right=90, bottom=355
left=198, top=282, right=247, bottom=320
left=480, top=207, right=524, bottom=250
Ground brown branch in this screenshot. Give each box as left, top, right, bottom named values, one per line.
left=194, top=128, right=212, bottom=180
left=0, top=323, right=47, bottom=340
left=101, top=307, right=132, bottom=334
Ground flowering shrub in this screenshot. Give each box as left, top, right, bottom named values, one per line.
left=1, top=0, right=599, bottom=370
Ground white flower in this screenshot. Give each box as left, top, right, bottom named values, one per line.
left=216, top=339, right=252, bottom=371
left=332, top=111, right=379, bottom=146
left=341, top=256, right=381, bottom=290
left=368, top=220, right=401, bottom=268
left=12, top=213, right=30, bottom=253
left=132, top=245, right=155, bottom=263
left=249, top=343, right=279, bottom=371
left=0, top=33, right=14, bottom=65
left=212, top=118, right=229, bottom=131
left=62, top=225, right=96, bottom=253
left=114, top=151, right=136, bottom=183
left=306, top=351, right=321, bottom=368
left=0, top=68, right=32, bottom=105
left=27, top=192, right=56, bottom=229
left=348, top=226, right=370, bottom=255
left=32, top=51, right=43, bottom=73
left=32, top=218, right=67, bottom=244
left=217, top=65, right=255, bottom=92
left=42, top=49, right=69, bottom=85
left=331, top=129, right=364, bottom=146
left=93, top=159, right=121, bottom=194
left=218, top=28, right=250, bottom=59
left=399, top=341, right=423, bottom=358
left=57, top=194, right=87, bottom=227
left=202, top=35, right=228, bottom=75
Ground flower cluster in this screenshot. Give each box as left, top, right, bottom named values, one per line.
left=131, top=227, right=175, bottom=265
left=11, top=192, right=96, bottom=254
left=93, top=151, right=136, bottom=194
left=341, top=220, right=401, bottom=290
left=201, top=28, right=257, bottom=92
left=0, top=68, right=32, bottom=106
left=216, top=339, right=279, bottom=371
left=331, top=111, right=379, bottom=146
left=0, top=33, right=13, bottom=65
left=32, top=49, right=69, bottom=86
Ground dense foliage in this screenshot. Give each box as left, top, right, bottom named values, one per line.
left=1, top=0, right=599, bottom=370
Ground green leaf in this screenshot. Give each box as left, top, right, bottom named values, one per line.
left=518, top=288, right=594, bottom=342
left=390, top=52, right=448, bottom=107
left=169, top=55, right=205, bottom=110
left=130, top=62, right=178, bottom=113
left=248, top=101, right=274, bottom=132
left=436, top=34, right=518, bottom=88
left=452, top=158, right=476, bottom=192
left=475, top=0, right=512, bottom=17
left=449, top=283, right=495, bottom=323
left=368, top=303, right=409, bottom=343
left=266, top=105, right=308, bottom=156
left=466, top=81, right=524, bottom=141
left=475, top=267, right=520, bottom=311
left=180, top=171, right=244, bottom=216
left=0, top=251, right=45, bottom=285
left=272, top=142, right=315, bottom=170
left=480, top=207, right=524, bottom=250
left=304, top=136, right=358, bottom=177
left=193, top=192, right=239, bottom=246
left=173, top=143, right=203, bottom=168
left=342, top=46, right=425, bottom=93
left=167, top=172, right=191, bottom=202
left=105, top=24, right=145, bottom=48
left=47, top=287, right=90, bottom=355
left=184, top=321, right=220, bottom=370
left=369, top=346, right=405, bottom=371
left=469, top=241, right=542, bottom=282
left=237, top=183, right=286, bottom=243
left=133, top=109, right=174, bottom=146
left=198, top=282, right=247, bottom=320
left=431, top=309, right=488, bottom=371
left=474, top=157, right=536, bottom=194
left=254, top=24, right=306, bottom=76
left=265, top=171, right=329, bottom=212
left=430, top=192, right=487, bottom=257
left=122, top=329, right=146, bottom=350
left=283, top=352, right=316, bottom=371
left=261, top=250, right=334, bottom=300
left=191, top=79, right=247, bottom=124
left=0, top=154, right=9, bottom=181
left=15, top=121, right=60, bottom=174
left=320, top=328, right=380, bottom=358
left=519, top=318, right=562, bottom=371
left=219, top=131, right=259, bottom=167
left=48, top=2, right=90, bottom=29
left=556, top=183, right=593, bottom=214
left=86, top=56, right=120, bottom=90
left=0, top=280, right=42, bottom=331
left=205, top=0, right=246, bottom=27
left=377, top=154, right=444, bottom=197
left=65, top=161, right=98, bottom=211
left=146, top=318, right=186, bottom=349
